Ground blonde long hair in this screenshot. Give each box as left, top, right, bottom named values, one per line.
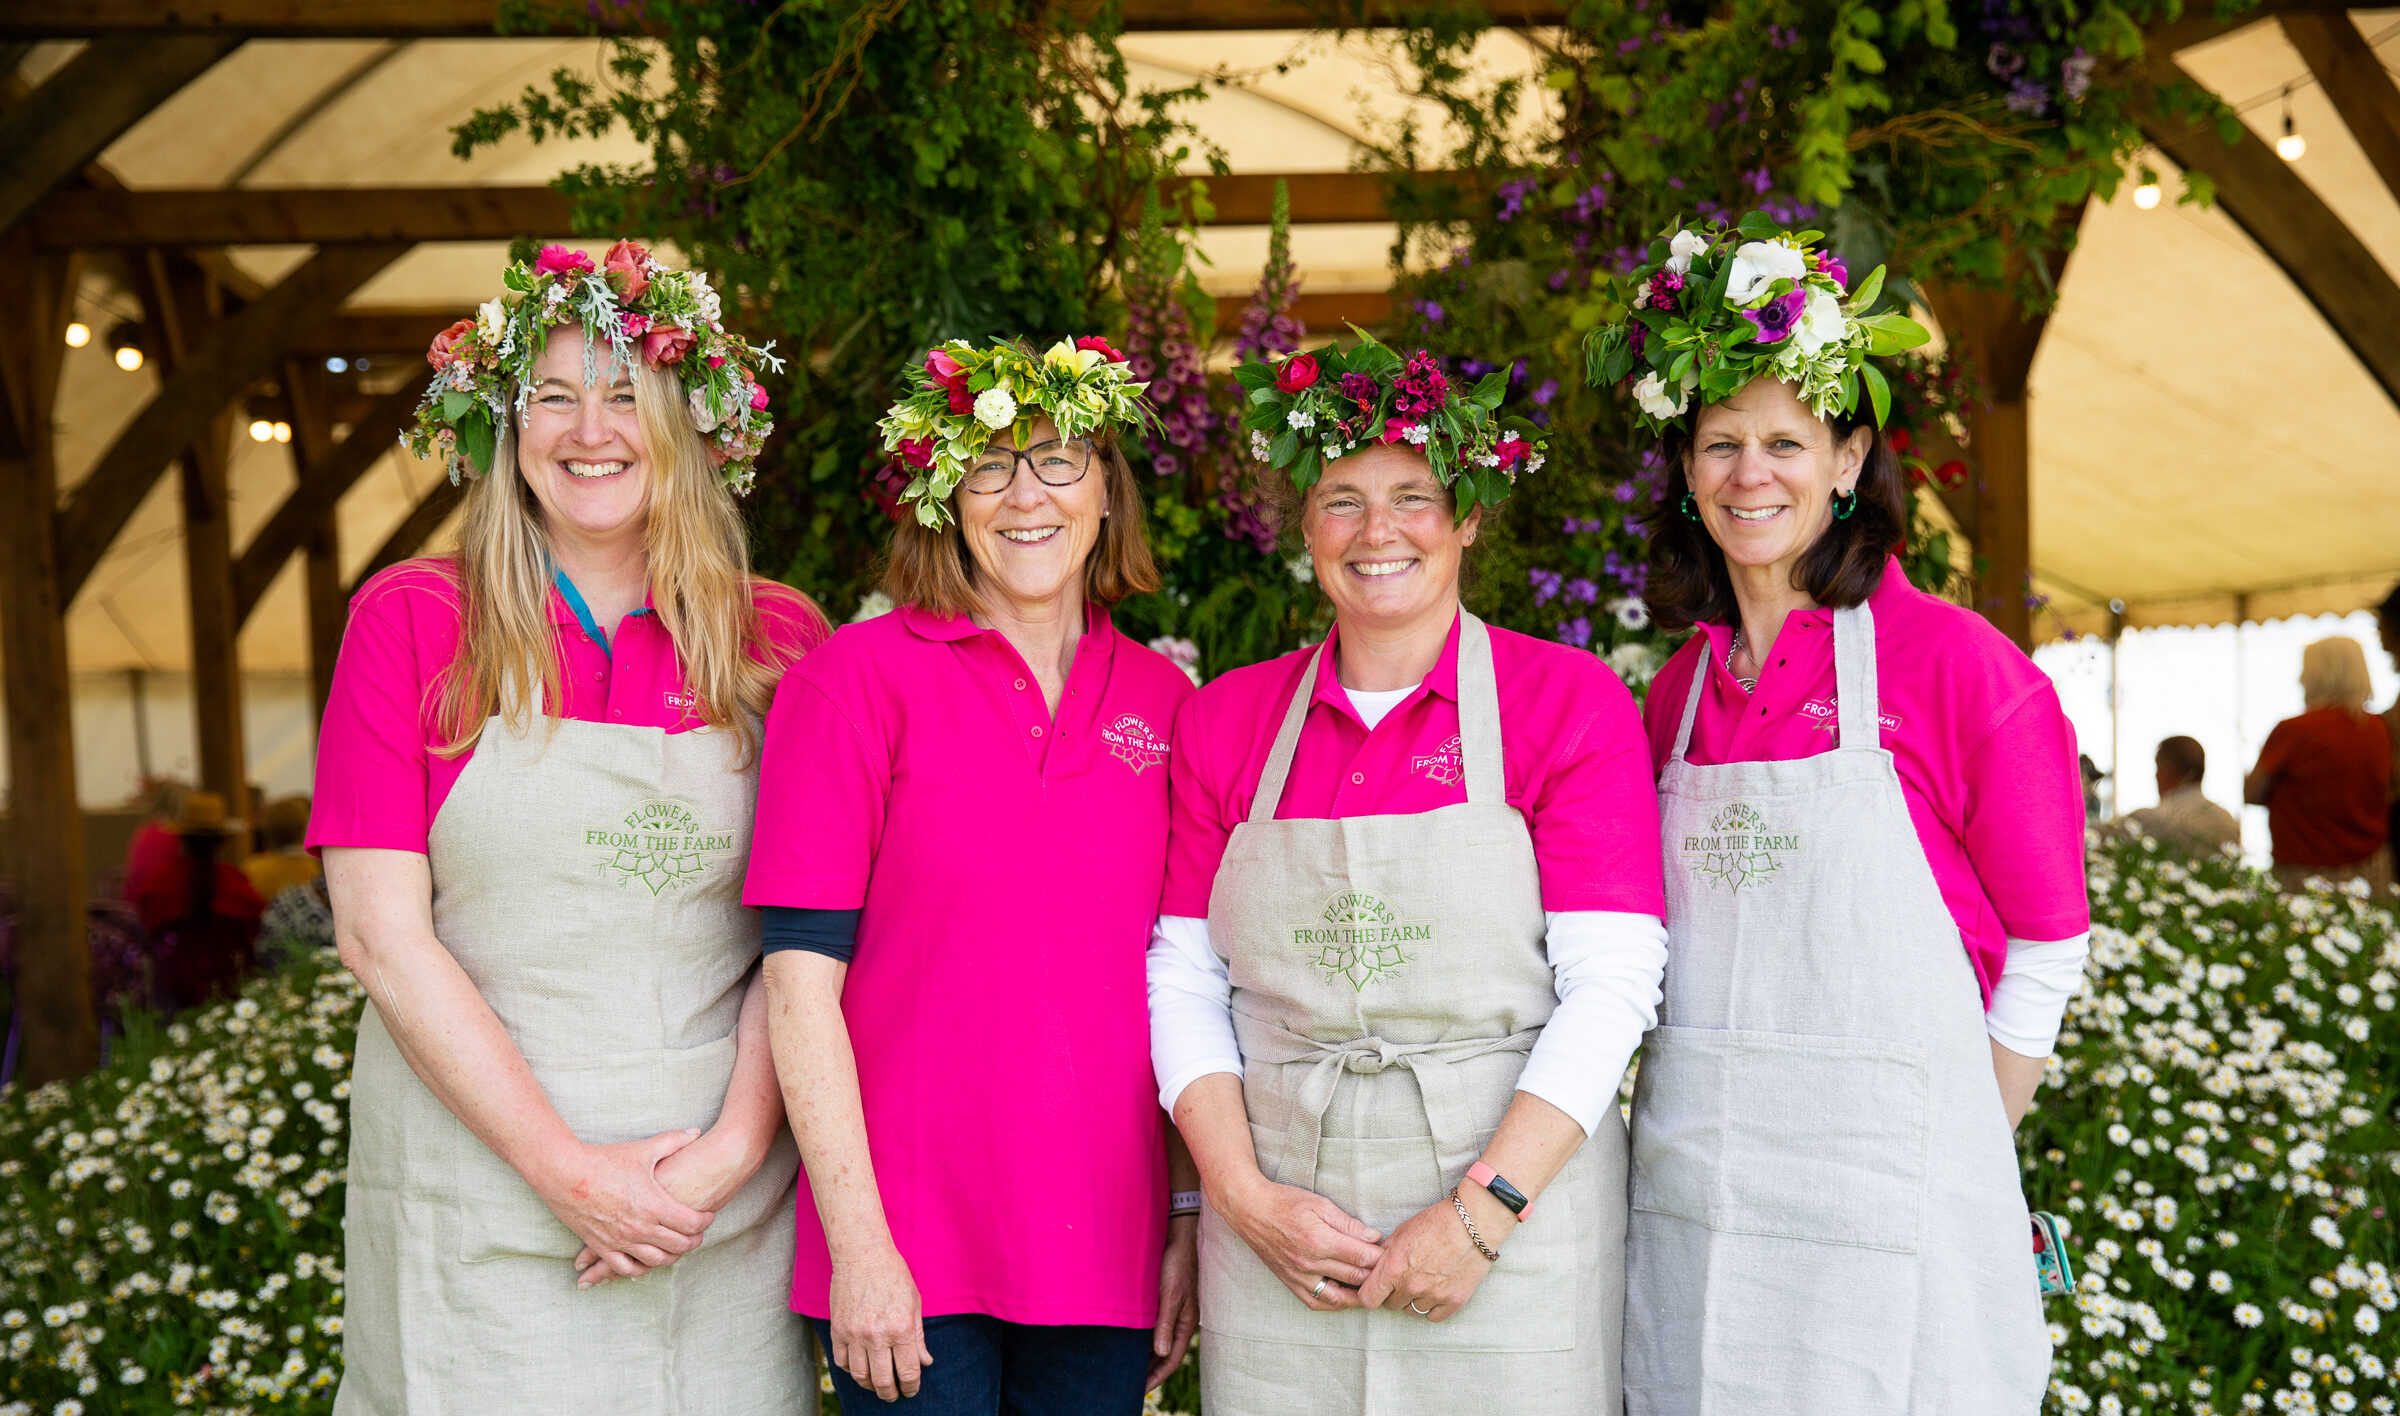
left=2300, top=636, right=2373, bottom=714
left=434, top=350, right=799, bottom=758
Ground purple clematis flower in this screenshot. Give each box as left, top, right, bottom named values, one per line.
left=1742, top=289, right=1806, bottom=345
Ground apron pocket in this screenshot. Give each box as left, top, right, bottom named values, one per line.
left=1630, top=1025, right=1928, bottom=1253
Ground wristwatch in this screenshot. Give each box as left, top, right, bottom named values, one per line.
left=1466, top=1162, right=1531, bottom=1220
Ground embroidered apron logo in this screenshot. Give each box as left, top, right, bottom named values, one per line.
left=1682, top=800, right=1801, bottom=893
left=1411, top=734, right=1464, bottom=786
left=584, top=798, right=738, bottom=895
left=1100, top=714, right=1169, bottom=774
left=1798, top=696, right=1902, bottom=735
left=1292, top=890, right=1431, bottom=991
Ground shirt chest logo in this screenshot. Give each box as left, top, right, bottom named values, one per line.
left=1798, top=696, right=1902, bottom=734
left=1100, top=714, right=1169, bottom=775
left=1411, top=735, right=1463, bottom=786
left=1681, top=800, right=1803, bottom=893
left=583, top=798, right=739, bottom=895
left=1292, top=890, right=1432, bottom=991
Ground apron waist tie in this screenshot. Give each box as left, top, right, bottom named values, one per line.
left=1233, top=1013, right=1542, bottom=1195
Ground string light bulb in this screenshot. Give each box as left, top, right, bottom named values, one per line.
left=249, top=420, right=275, bottom=442
left=2277, top=87, right=2307, bottom=161
left=273, top=421, right=292, bottom=444
left=105, top=321, right=145, bottom=373
left=63, top=322, right=90, bottom=348
left=2133, top=179, right=2162, bottom=209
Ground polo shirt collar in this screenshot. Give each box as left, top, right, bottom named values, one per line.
left=1704, top=554, right=1910, bottom=641
left=1307, top=609, right=1463, bottom=718
left=899, top=600, right=1117, bottom=654
left=548, top=562, right=653, bottom=652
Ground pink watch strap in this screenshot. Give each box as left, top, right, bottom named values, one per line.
left=1466, top=1161, right=1531, bottom=1219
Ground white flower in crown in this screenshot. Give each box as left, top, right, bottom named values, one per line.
left=1632, top=370, right=1688, bottom=421
left=475, top=297, right=508, bottom=342
left=1724, top=239, right=1809, bottom=306
left=1791, top=288, right=1851, bottom=356
left=1402, top=423, right=1431, bottom=446
left=1665, top=228, right=1708, bottom=276
left=973, top=387, right=1017, bottom=429
left=1287, top=408, right=1315, bottom=430
left=1249, top=429, right=1271, bottom=461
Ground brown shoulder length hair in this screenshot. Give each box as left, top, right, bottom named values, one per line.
left=880, top=436, right=1161, bottom=617
left=1642, top=400, right=1906, bottom=633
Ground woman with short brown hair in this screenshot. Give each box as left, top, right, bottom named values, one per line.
left=1587, top=216, right=2090, bottom=1415
left=747, top=337, right=1199, bottom=1413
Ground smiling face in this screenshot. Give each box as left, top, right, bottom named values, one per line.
left=516, top=324, right=653, bottom=546
left=955, top=415, right=1109, bottom=621
left=1301, top=443, right=1479, bottom=635
left=1684, top=376, right=1870, bottom=586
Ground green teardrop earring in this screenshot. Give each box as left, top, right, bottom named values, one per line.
left=1832, top=489, right=1858, bottom=521
left=1679, top=492, right=1701, bottom=523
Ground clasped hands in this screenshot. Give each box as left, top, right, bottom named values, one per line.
left=533, top=1125, right=757, bottom=1289
left=1216, top=1169, right=1508, bottom=1323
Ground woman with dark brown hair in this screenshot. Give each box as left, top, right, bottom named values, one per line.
left=745, top=338, right=1200, bottom=1413
left=1587, top=218, right=2090, bottom=1415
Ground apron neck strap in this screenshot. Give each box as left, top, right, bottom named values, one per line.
left=1833, top=600, right=1880, bottom=750
left=1453, top=612, right=1504, bottom=806
left=1246, top=609, right=1504, bottom=822
left=1670, top=631, right=1709, bottom=763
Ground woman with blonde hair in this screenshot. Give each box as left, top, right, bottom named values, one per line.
left=309, top=241, right=829, bottom=1412
left=2247, top=636, right=2392, bottom=892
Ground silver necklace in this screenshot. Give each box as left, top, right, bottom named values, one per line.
left=1726, top=629, right=1758, bottom=694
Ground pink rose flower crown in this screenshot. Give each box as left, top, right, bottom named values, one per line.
left=876, top=335, right=1152, bottom=530
left=1583, top=211, right=1930, bottom=435
left=1232, top=325, right=1547, bottom=519
left=404, top=240, right=784, bottom=494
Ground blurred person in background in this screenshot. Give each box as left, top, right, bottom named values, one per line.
left=2116, top=736, right=2239, bottom=854
left=2247, top=637, right=2391, bottom=892
left=243, top=795, right=322, bottom=900
left=123, top=776, right=192, bottom=886
left=2380, top=585, right=2400, bottom=864
left=126, top=789, right=264, bottom=1013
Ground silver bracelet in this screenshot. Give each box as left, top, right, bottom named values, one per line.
left=1450, top=1187, right=1499, bottom=1263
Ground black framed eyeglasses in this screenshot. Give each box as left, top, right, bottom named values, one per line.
left=962, top=438, right=1094, bottom=495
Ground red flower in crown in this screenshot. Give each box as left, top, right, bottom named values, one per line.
left=426, top=319, right=475, bottom=371
left=602, top=239, right=651, bottom=301
left=1075, top=336, right=1128, bottom=363
left=643, top=325, right=695, bottom=366
left=1274, top=354, right=1320, bottom=393
left=534, top=245, right=595, bottom=279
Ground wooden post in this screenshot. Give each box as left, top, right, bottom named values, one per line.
left=283, top=361, right=346, bottom=721
left=139, top=252, right=248, bottom=818
left=0, top=232, right=96, bottom=1083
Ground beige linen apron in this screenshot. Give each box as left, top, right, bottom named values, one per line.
left=1199, top=612, right=1627, bottom=1415
left=1624, top=602, right=2048, bottom=1416
left=337, top=715, right=807, bottom=1415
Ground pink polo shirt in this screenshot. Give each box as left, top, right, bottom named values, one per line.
left=1642, top=558, right=2089, bottom=1003
left=307, top=557, right=830, bottom=854
left=744, top=603, right=1193, bottom=1328
left=1164, top=613, right=1665, bottom=918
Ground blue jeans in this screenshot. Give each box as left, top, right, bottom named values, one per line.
left=811, top=1314, right=1150, bottom=1416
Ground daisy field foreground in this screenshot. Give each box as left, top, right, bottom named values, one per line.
left=0, top=839, right=2392, bottom=1415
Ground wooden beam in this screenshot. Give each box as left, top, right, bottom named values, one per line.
left=280, top=362, right=349, bottom=719
left=0, top=0, right=1567, bottom=36
left=2281, top=12, right=2400, bottom=202
left=31, top=172, right=1434, bottom=251
left=2139, top=55, right=2400, bottom=412
left=0, top=234, right=97, bottom=1085
left=55, top=241, right=411, bottom=601
left=233, top=375, right=427, bottom=623
left=354, top=476, right=464, bottom=589
left=0, top=35, right=240, bottom=234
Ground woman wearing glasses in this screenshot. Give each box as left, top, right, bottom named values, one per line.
left=746, top=339, right=1200, bottom=1413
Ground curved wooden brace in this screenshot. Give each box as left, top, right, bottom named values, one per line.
left=0, top=35, right=239, bottom=233
left=233, top=375, right=428, bottom=624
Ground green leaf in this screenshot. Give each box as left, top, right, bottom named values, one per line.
left=1862, top=313, right=1931, bottom=355
left=1269, top=428, right=1298, bottom=464
left=440, top=390, right=474, bottom=421
left=1847, top=263, right=1888, bottom=315
left=1860, top=360, right=1892, bottom=427
left=455, top=407, right=496, bottom=477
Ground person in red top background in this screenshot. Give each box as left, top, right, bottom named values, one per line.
left=123, top=789, right=264, bottom=1013
left=2247, top=636, right=2392, bottom=893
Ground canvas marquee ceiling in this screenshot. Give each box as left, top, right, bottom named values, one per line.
left=16, top=13, right=2400, bottom=679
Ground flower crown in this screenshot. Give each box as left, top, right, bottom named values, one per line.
left=878, top=336, right=1151, bottom=529
left=1583, top=214, right=1929, bottom=434
left=404, top=241, right=783, bottom=494
left=1233, top=328, right=1546, bottom=517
